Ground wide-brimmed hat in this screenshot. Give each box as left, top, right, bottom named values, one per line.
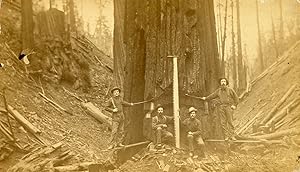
left=111, top=87, right=121, bottom=93
left=156, top=104, right=164, bottom=109
left=189, top=107, right=197, bottom=113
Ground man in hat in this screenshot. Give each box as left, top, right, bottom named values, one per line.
left=182, top=107, right=204, bottom=157
left=200, top=78, right=239, bottom=140
left=105, top=86, right=134, bottom=149
left=152, top=104, right=174, bottom=148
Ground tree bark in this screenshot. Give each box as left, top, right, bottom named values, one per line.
left=114, top=0, right=220, bottom=145
left=236, top=0, right=245, bottom=94
left=231, top=0, right=237, bottom=91
left=221, top=0, right=228, bottom=77
left=21, top=0, right=34, bottom=50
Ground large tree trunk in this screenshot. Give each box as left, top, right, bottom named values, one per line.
left=236, top=0, right=245, bottom=94
left=114, top=0, right=220, bottom=155
left=68, top=0, right=76, bottom=33
left=231, top=0, right=237, bottom=91
left=21, top=0, right=34, bottom=50
left=220, top=0, right=228, bottom=77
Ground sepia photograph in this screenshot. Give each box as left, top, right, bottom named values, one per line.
left=0, top=0, right=300, bottom=171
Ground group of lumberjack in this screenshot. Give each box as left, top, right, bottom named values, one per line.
left=105, top=77, right=239, bottom=158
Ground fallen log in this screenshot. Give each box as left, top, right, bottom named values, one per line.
left=249, top=127, right=300, bottom=140
left=7, top=105, right=41, bottom=134
left=260, top=84, right=297, bottom=124
left=266, top=98, right=300, bottom=126
left=205, top=139, right=282, bottom=144
left=0, top=121, right=14, bottom=141
left=236, top=111, right=262, bottom=135
left=53, top=162, right=94, bottom=171
left=39, top=92, right=73, bottom=115
left=81, top=102, right=112, bottom=128
left=101, top=141, right=150, bottom=152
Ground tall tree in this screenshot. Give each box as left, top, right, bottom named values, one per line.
left=270, top=5, right=279, bottom=59
left=255, top=0, right=264, bottom=72
left=236, top=0, right=245, bottom=94
left=231, top=0, right=237, bottom=90
left=114, top=0, right=220, bottom=149
left=221, top=0, right=228, bottom=77
left=21, top=0, right=34, bottom=51
left=278, top=0, right=284, bottom=50
left=68, top=0, right=76, bottom=32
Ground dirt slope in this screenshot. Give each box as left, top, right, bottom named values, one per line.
left=0, top=39, right=114, bottom=171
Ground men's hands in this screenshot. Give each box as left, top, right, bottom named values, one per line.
left=188, top=131, right=193, bottom=135
left=113, top=108, right=118, bottom=112
left=130, top=103, right=134, bottom=106
left=162, top=124, right=167, bottom=128
left=201, top=97, right=206, bottom=101
left=231, top=105, right=236, bottom=110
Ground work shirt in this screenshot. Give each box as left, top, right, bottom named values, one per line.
left=206, top=87, right=239, bottom=106
left=183, top=118, right=202, bottom=136
left=105, top=96, right=132, bottom=122
left=152, top=114, right=173, bottom=130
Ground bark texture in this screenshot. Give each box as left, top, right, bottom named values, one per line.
left=114, top=0, right=220, bottom=144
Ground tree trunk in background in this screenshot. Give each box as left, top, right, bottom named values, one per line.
left=231, top=0, right=237, bottom=91
left=114, top=0, right=220, bottom=147
left=270, top=10, right=279, bottom=59
left=255, top=0, right=264, bottom=73
left=278, top=0, right=284, bottom=53
left=221, top=0, right=228, bottom=77
left=69, top=0, right=76, bottom=33
left=236, top=0, right=245, bottom=94
left=297, top=3, right=300, bottom=38
left=21, top=0, right=34, bottom=51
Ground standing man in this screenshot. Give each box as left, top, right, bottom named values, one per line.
left=200, top=78, right=239, bottom=140
left=152, top=104, right=174, bottom=148
left=182, top=107, right=204, bottom=157
left=105, top=86, right=134, bottom=150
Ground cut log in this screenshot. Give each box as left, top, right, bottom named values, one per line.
left=249, top=128, right=300, bottom=140
left=266, top=98, right=300, bottom=126
left=7, top=105, right=41, bottom=134
left=260, top=84, right=297, bottom=124
left=81, top=102, right=112, bottom=128
left=53, top=162, right=94, bottom=171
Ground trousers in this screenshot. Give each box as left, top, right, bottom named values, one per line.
left=155, top=127, right=173, bottom=144
left=218, top=105, right=234, bottom=138
left=187, top=134, right=204, bottom=152
left=110, top=120, right=125, bottom=146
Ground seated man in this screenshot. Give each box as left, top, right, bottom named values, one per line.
left=182, top=107, right=205, bottom=157
left=152, top=104, right=174, bottom=148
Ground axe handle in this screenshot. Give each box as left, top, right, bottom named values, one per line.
left=132, top=98, right=154, bottom=105
left=185, top=94, right=204, bottom=100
